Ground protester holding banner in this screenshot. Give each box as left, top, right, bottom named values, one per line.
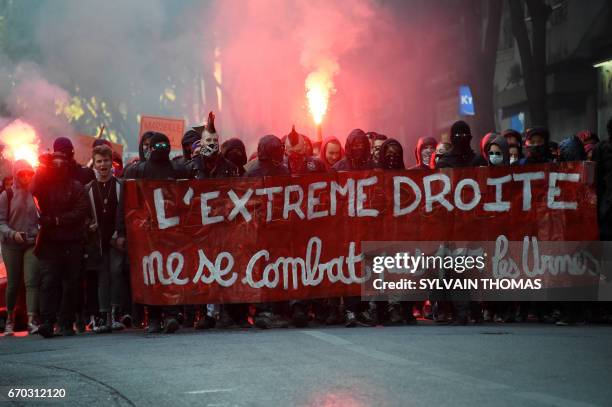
left=436, top=120, right=476, bottom=169
left=32, top=150, right=89, bottom=338
left=333, top=129, right=377, bottom=171
left=318, top=136, right=344, bottom=171
left=486, top=134, right=510, bottom=166
left=119, top=132, right=189, bottom=334
left=245, top=135, right=290, bottom=177
left=173, top=129, right=201, bottom=167
left=408, top=136, right=436, bottom=170
left=283, top=126, right=326, bottom=175
left=367, top=132, right=387, bottom=165
left=221, top=138, right=248, bottom=176
left=0, top=160, right=39, bottom=335
left=519, top=126, right=553, bottom=165
left=431, top=141, right=451, bottom=168
left=190, top=114, right=241, bottom=179
left=473, top=132, right=497, bottom=167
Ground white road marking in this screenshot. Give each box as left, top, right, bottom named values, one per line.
left=186, top=388, right=235, bottom=395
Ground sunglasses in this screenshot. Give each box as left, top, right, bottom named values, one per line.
left=152, top=142, right=170, bottom=150
left=489, top=151, right=502, bottom=156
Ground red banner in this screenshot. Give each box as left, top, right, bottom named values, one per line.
left=125, top=162, right=598, bottom=305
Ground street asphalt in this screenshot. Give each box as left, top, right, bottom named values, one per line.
left=0, top=323, right=611, bottom=407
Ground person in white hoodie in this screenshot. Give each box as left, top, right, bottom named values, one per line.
left=0, top=160, right=40, bottom=335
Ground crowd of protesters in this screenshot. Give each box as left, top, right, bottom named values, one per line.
left=1, top=112, right=612, bottom=338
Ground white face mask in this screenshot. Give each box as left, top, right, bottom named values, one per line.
left=489, top=154, right=504, bottom=166
left=509, top=156, right=518, bottom=165
left=421, top=150, right=432, bottom=165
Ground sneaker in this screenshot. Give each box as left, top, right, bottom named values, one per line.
left=38, top=323, right=54, bottom=339
left=27, top=323, right=39, bottom=335
left=195, top=315, right=216, bottom=330
left=145, top=319, right=163, bottom=334
left=325, top=309, right=342, bottom=325
left=291, top=310, right=308, bottom=328
left=3, top=321, right=14, bottom=336
left=345, top=311, right=358, bottom=328
left=216, top=313, right=235, bottom=329
left=163, top=318, right=180, bottom=333
left=254, top=312, right=289, bottom=329
left=358, top=310, right=375, bottom=327
left=388, top=305, right=405, bottom=325
left=111, top=321, right=125, bottom=331
left=61, top=324, right=76, bottom=336
left=94, top=324, right=112, bottom=334
left=120, top=314, right=133, bottom=328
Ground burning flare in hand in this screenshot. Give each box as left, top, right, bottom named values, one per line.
left=305, top=69, right=334, bottom=125
left=0, top=119, right=41, bottom=167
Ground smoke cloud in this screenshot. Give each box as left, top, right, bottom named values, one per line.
left=0, top=0, right=446, bottom=162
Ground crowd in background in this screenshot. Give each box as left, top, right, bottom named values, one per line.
left=2, top=111, right=612, bottom=337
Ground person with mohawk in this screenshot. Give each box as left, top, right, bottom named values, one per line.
left=282, top=125, right=326, bottom=175
left=189, top=112, right=241, bottom=179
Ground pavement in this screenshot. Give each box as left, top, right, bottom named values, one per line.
left=0, top=323, right=611, bottom=407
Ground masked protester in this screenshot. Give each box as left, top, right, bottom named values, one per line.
left=367, top=132, right=387, bottom=165
left=173, top=129, right=201, bottom=167
left=221, top=138, right=248, bottom=176
left=0, top=160, right=40, bottom=335
left=190, top=113, right=241, bottom=179
left=31, top=151, right=89, bottom=338
left=52, top=137, right=95, bottom=185
left=431, top=142, right=451, bottom=167
left=333, top=129, right=377, bottom=171
left=409, top=137, right=436, bottom=170
left=436, top=121, right=476, bottom=168
left=116, top=132, right=189, bottom=334
left=319, top=137, right=344, bottom=171
left=283, top=126, right=326, bottom=175
left=472, top=132, right=497, bottom=167
left=379, top=138, right=405, bottom=170
left=558, top=135, right=587, bottom=162
left=519, top=126, right=552, bottom=165
left=549, top=141, right=560, bottom=162
left=246, top=135, right=290, bottom=177
left=592, top=118, right=612, bottom=240
left=486, top=135, right=510, bottom=166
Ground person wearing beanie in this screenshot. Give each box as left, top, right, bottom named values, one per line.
left=518, top=126, right=552, bottom=165
left=31, top=150, right=89, bottom=338
left=53, top=136, right=95, bottom=185
left=0, top=160, right=40, bottom=335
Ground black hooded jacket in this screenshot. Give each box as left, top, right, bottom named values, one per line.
left=246, top=135, right=290, bottom=177
left=379, top=138, right=405, bottom=170
left=31, top=166, right=89, bottom=246
left=559, top=135, right=587, bottom=162
left=190, top=154, right=241, bottom=179
left=332, top=129, right=377, bottom=171
left=593, top=138, right=612, bottom=238
left=221, top=138, right=247, bottom=176
left=409, top=137, right=436, bottom=170
left=436, top=121, right=476, bottom=169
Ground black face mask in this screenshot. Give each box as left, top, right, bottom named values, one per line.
left=384, top=153, right=403, bottom=169
left=149, top=142, right=170, bottom=162
left=526, top=144, right=548, bottom=161
left=226, top=149, right=246, bottom=167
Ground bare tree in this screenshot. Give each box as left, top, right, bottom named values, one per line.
left=508, top=0, right=552, bottom=127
